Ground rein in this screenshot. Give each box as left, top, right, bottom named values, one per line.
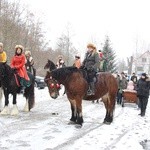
left=14, top=74, right=20, bottom=87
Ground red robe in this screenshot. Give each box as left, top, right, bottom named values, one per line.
left=11, top=54, right=29, bottom=81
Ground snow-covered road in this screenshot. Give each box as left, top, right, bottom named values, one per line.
left=0, top=88, right=150, bottom=150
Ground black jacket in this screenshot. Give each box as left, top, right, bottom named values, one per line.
left=136, top=78, right=150, bottom=97
left=82, top=52, right=100, bottom=72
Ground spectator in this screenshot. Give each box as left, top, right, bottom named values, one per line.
left=131, top=73, right=138, bottom=85
left=117, top=72, right=128, bottom=104
left=136, top=73, right=150, bottom=116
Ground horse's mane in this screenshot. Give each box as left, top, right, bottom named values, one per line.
left=48, top=59, right=56, bottom=70
left=51, top=66, right=79, bottom=81
left=0, top=63, right=13, bottom=74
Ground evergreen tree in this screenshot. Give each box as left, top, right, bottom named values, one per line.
left=102, top=36, right=117, bottom=73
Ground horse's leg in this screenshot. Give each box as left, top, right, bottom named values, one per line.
left=23, top=99, right=29, bottom=112
left=76, top=99, right=84, bottom=126
left=102, top=93, right=115, bottom=124
left=11, top=94, right=19, bottom=116
left=69, top=99, right=77, bottom=123
left=1, top=90, right=10, bottom=115
left=0, top=87, right=3, bottom=111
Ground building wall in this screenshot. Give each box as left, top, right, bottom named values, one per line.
left=132, top=51, right=150, bottom=75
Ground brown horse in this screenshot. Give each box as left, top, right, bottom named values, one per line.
left=45, top=66, right=118, bottom=126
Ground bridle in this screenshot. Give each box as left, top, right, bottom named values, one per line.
left=45, top=77, right=60, bottom=90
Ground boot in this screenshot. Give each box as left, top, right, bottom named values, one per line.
left=141, top=111, right=145, bottom=117
left=87, top=82, right=95, bottom=96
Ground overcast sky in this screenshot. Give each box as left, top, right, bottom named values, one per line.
left=23, top=0, right=150, bottom=59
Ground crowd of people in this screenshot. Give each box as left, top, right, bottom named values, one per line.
left=116, top=71, right=150, bottom=117
left=0, top=42, right=149, bottom=117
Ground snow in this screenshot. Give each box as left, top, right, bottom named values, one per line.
left=0, top=87, right=150, bottom=150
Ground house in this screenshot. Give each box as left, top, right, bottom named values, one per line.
left=132, top=51, right=150, bottom=75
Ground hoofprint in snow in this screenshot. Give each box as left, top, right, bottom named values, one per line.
left=0, top=87, right=150, bottom=150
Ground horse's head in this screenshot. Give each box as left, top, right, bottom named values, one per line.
left=44, top=59, right=56, bottom=71
left=44, top=71, right=61, bottom=99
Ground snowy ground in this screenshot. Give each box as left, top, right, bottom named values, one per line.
left=0, top=87, right=150, bottom=150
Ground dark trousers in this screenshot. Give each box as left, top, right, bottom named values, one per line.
left=138, top=96, right=148, bottom=113
left=86, top=70, right=96, bottom=83
left=117, top=91, right=122, bottom=104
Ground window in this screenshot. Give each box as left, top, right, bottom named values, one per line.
left=137, top=66, right=143, bottom=71
left=142, top=58, right=147, bottom=62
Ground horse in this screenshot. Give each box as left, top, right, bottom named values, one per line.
left=0, top=63, right=35, bottom=115
left=0, top=86, right=3, bottom=111
left=44, top=59, right=57, bottom=71
left=45, top=66, right=118, bottom=126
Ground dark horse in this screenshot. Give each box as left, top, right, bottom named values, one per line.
left=45, top=66, right=118, bottom=126
left=0, top=63, right=35, bottom=115
left=44, top=59, right=57, bottom=71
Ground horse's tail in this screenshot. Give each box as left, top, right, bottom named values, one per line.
left=24, top=74, right=35, bottom=111
left=0, top=87, right=3, bottom=111
left=28, top=81, right=35, bottom=110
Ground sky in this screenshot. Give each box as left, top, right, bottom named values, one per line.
left=22, top=0, right=150, bottom=59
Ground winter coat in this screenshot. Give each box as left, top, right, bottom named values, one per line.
left=25, top=56, right=34, bottom=72
left=11, top=54, right=29, bottom=81
left=56, top=59, right=65, bottom=68
left=131, top=75, right=138, bottom=84
left=118, top=76, right=127, bottom=91
left=82, top=52, right=100, bottom=72
left=0, top=51, right=7, bottom=63
left=127, top=81, right=134, bottom=90
left=136, top=78, right=150, bottom=97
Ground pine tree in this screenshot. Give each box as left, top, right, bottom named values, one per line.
left=102, top=36, right=117, bottom=73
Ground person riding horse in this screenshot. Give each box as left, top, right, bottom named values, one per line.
left=0, top=42, right=7, bottom=64
left=81, top=43, right=100, bottom=95
left=25, top=50, right=36, bottom=76
left=11, top=45, right=31, bottom=89
left=0, top=42, right=7, bottom=88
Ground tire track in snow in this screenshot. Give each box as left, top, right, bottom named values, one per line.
left=50, top=107, right=124, bottom=150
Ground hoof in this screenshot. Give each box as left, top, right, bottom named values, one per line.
left=75, top=124, right=82, bottom=128
left=68, top=121, right=76, bottom=125
left=23, top=101, right=29, bottom=112
left=0, top=106, right=10, bottom=115
left=103, top=120, right=111, bottom=125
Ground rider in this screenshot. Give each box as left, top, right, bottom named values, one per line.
left=25, top=50, right=36, bottom=76
left=0, top=42, right=7, bottom=63
left=82, top=43, right=100, bottom=95
left=11, top=45, right=30, bottom=88
left=56, top=55, right=65, bottom=68
left=73, top=54, right=81, bottom=69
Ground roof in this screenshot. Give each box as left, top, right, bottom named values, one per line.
left=133, top=50, right=150, bottom=62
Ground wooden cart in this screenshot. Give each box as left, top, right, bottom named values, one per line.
left=122, top=89, right=138, bottom=107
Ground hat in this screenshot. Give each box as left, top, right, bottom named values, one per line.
left=0, top=42, right=3, bottom=48
left=141, top=73, right=146, bottom=77
left=75, top=55, right=80, bottom=59
left=25, top=50, right=31, bottom=56
left=15, top=45, right=24, bottom=51
left=87, top=43, right=96, bottom=49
